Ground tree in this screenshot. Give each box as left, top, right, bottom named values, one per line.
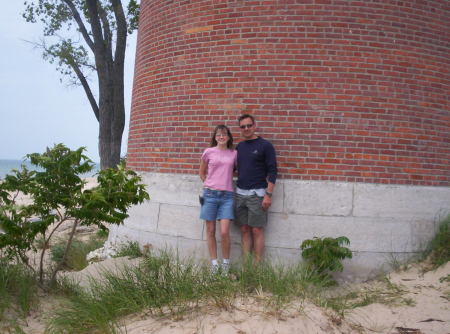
left=0, top=144, right=149, bottom=286
left=23, top=0, right=140, bottom=169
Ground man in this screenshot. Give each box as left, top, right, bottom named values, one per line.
left=235, top=114, right=277, bottom=261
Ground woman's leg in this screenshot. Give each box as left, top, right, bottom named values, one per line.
left=205, top=220, right=217, bottom=260
left=219, top=219, right=231, bottom=259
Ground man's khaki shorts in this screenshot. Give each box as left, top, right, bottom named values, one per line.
left=234, top=193, right=268, bottom=228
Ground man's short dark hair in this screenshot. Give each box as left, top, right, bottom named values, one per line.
left=238, top=113, right=255, bottom=125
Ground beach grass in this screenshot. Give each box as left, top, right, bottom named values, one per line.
left=5, top=216, right=450, bottom=333
left=50, top=236, right=107, bottom=271
left=0, top=259, right=38, bottom=320
left=425, top=214, right=450, bottom=268
left=323, top=275, right=414, bottom=317
left=114, top=241, right=143, bottom=259
left=1, top=320, right=28, bottom=334
left=45, top=250, right=327, bottom=334
left=236, top=255, right=331, bottom=307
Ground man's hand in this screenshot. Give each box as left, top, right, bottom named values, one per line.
left=262, top=194, right=272, bottom=210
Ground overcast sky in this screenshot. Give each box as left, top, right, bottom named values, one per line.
left=0, top=2, right=137, bottom=162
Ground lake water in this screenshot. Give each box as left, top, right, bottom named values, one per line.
left=0, top=159, right=100, bottom=179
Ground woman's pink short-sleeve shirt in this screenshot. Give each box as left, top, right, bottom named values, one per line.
left=202, top=147, right=237, bottom=192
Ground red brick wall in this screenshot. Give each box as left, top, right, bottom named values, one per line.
left=127, top=0, right=450, bottom=186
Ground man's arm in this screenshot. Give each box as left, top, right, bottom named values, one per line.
left=262, top=141, right=277, bottom=210
left=265, top=140, right=277, bottom=184
left=262, top=181, right=275, bottom=210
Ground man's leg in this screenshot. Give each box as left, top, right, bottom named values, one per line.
left=235, top=194, right=252, bottom=256
left=252, top=227, right=264, bottom=262
left=246, top=195, right=267, bottom=262
left=240, top=224, right=252, bottom=256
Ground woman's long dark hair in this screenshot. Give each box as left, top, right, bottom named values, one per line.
left=210, top=124, right=233, bottom=149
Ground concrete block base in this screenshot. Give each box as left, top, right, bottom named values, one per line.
left=108, top=173, right=450, bottom=281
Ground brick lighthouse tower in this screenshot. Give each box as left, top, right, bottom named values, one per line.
left=109, top=0, right=450, bottom=279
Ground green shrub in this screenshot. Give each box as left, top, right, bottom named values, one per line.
left=300, top=236, right=352, bottom=282
left=0, top=144, right=149, bottom=287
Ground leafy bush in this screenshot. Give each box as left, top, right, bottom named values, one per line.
left=300, top=236, right=352, bottom=282
left=0, top=144, right=149, bottom=287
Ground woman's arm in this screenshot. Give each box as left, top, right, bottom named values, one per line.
left=199, top=159, right=208, bottom=182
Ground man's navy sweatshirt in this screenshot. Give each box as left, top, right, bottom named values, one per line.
left=236, top=136, right=277, bottom=190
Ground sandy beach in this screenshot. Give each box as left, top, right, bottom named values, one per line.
left=4, top=255, right=446, bottom=334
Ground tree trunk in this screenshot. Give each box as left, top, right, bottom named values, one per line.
left=98, top=73, right=124, bottom=170
left=98, top=95, right=124, bottom=169
left=87, top=0, right=127, bottom=170
left=97, top=45, right=126, bottom=170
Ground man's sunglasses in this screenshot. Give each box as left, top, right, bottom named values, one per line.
left=240, top=124, right=254, bottom=129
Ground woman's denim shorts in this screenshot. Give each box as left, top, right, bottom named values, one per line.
left=200, top=188, right=234, bottom=221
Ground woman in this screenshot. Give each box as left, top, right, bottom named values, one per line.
left=199, top=125, right=237, bottom=274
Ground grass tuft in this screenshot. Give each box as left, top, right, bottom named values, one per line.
left=95, top=228, right=109, bottom=239
left=0, top=258, right=38, bottom=320
left=114, top=241, right=143, bottom=258
left=425, top=215, right=450, bottom=268
left=236, top=256, right=330, bottom=307
left=0, top=320, right=28, bottom=334
left=50, top=237, right=106, bottom=271
left=324, top=276, right=414, bottom=316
